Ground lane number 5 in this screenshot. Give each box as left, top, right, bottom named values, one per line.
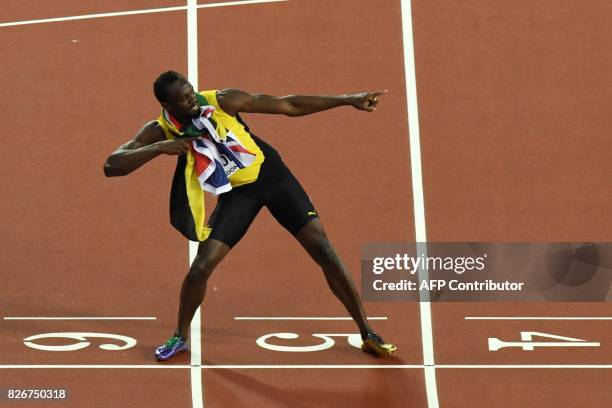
left=256, top=332, right=362, bottom=352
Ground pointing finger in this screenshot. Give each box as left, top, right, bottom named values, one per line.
left=370, top=90, right=387, bottom=98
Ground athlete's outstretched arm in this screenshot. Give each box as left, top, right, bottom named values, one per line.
left=103, top=121, right=195, bottom=177
left=217, top=88, right=387, bottom=117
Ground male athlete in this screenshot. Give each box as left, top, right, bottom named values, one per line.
left=103, top=71, right=396, bottom=360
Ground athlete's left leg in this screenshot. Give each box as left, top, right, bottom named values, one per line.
left=295, top=218, right=397, bottom=356
left=264, top=173, right=372, bottom=337
left=266, top=172, right=396, bottom=355
left=295, top=218, right=372, bottom=338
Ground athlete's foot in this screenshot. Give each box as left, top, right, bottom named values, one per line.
left=155, top=335, right=188, bottom=361
left=361, top=332, right=397, bottom=357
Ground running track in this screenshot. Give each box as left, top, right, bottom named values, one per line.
left=1, top=1, right=611, bottom=407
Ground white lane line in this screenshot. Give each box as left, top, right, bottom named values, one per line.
left=3, top=364, right=612, bottom=369
left=0, top=5, right=185, bottom=27
left=437, top=365, right=612, bottom=369
left=187, top=1, right=203, bottom=408
left=466, top=317, right=612, bottom=321
left=198, top=0, right=287, bottom=9
left=202, top=365, right=423, bottom=369
left=399, top=1, right=439, bottom=407
left=3, top=317, right=156, bottom=320
left=0, top=365, right=192, bottom=369
left=0, top=365, right=420, bottom=369
left=0, top=0, right=288, bottom=28
left=234, top=317, right=388, bottom=321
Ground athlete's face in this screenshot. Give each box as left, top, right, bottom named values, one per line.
left=162, top=78, right=201, bottom=123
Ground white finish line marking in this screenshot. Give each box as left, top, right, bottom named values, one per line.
left=0, top=0, right=288, bottom=28
left=466, top=317, right=612, bottom=321
left=2, top=364, right=612, bottom=369
left=437, top=365, right=612, bottom=369
left=234, top=316, right=388, bottom=321
left=3, top=317, right=156, bottom=320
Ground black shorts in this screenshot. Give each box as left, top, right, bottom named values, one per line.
left=207, top=135, right=318, bottom=248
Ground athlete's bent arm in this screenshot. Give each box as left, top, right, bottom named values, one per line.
left=217, top=88, right=386, bottom=117
left=103, top=121, right=194, bottom=177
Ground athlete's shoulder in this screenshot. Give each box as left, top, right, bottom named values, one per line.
left=213, top=88, right=251, bottom=116
left=198, top=89, right=218, bottom=97
left=215, top=88, right=249, bottom=100
left=197, top=89, right=219, bottom=109
left=138, top=120, right=166, bottom=144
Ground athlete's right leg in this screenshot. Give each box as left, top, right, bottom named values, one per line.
left=155, top=239, right=229, bottom=361
left=175, top=238, right=230, bottom=339
left=156, top=185, right=263, bottom=361
left=174, top=185, right=263, bottom=339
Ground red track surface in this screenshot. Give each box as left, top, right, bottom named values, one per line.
left=1, top=1, right=611, bottom=407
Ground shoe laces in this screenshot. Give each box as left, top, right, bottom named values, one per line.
left=165, top=336, right=182, bottom=348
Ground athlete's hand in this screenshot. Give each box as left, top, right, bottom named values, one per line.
left=154, top=138, right=197, bottom=155
left=347, top=90, right=387, bottom=112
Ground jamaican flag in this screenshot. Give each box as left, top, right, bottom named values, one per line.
left=160, top=93, right=215, bottom=242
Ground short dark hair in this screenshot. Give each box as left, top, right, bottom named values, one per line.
left=153, top=70, right=184, bottom=103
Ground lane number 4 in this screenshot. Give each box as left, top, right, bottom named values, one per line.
left=488, top=331, right=600, bottom=351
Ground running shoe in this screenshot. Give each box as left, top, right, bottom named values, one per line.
left=361, top=332, right=397, bottom=357
left=155, top=335, right=188, bottom=361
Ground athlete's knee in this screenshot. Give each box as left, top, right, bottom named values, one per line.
left=188, top=253, right=220, bottom=282
left=187, top=239, right=229, bottom=282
